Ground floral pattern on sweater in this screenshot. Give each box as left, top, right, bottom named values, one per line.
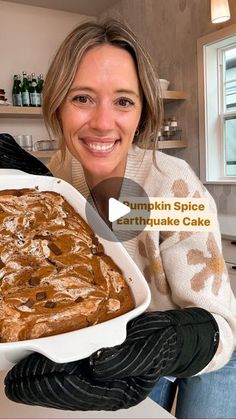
left=48, top=144, right=236, bottom=373
left=187, top=232, right=228, bottom=295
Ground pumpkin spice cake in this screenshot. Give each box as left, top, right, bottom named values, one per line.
left=0, top=189, right=134, bottom=342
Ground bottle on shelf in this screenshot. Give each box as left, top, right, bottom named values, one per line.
left=169, top=116, right=181, bottom=140
left=21, top=71, right=30, bottom=107
left=158, top=123, right=165, bottom=141
left=12, top=75, right=17, bottom=106
left=37, top=74, right=44, bottom=107
left=27, top=74, right=32, bottom=95
left=12, top=75, right=22, bottom=107
left=162, top=119, right=171, bottom=139
left=30, top=73, right=39, bottom=107
left=170, top=116, right=178, bottom=134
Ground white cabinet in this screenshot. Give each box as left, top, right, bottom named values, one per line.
left=222, top=239, right=236, bottom=296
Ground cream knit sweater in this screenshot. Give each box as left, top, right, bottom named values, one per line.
left=48, top=144, right=236, bottom=373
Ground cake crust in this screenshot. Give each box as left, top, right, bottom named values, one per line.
left=0, top=188, right=134, bottom=342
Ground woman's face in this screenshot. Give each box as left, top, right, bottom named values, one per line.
left=59, top=44, right=142, bottom=182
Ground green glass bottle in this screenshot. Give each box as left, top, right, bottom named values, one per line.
left=30, top=73, right=39, bottom=107
left=27, top=74, right=32, bottom=98
left=12, top=75, right=22, bottom=107
left=37, top=74, right=44, bottom=107
left=21, top=71, right=30, bottom=107
left=12, top=75, right=17, bottom=106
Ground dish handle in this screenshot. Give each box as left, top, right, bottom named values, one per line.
left=29, top=318, right=128, bottom=364
left=0, top=349, right=34, bottom=371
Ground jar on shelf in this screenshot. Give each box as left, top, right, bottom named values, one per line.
left=162, top=119, right=171, bottom=139
left=170, top=117, right=178, bottom=134
left=170, top=116, right=182, bottom=140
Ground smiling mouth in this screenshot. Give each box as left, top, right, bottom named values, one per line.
left=82, top=139, right=120, bottom=154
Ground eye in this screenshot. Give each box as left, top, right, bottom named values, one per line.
left=73, top=95, right=91, bottom=104
left=117, top=98, right=135, bottom=107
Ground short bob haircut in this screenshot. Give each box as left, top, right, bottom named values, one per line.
left=43, top=18, right=162, bottom=159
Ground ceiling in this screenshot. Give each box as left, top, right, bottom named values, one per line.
left=3, top=0, right=119, bottom=16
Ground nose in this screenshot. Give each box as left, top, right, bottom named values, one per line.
left=89, top=102, right=115, bottom=133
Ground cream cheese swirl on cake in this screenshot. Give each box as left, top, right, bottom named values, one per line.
left=0, top=189, right=134, bottom=342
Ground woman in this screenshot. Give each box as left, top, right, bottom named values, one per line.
left=5, top=19, right=236, bottom=418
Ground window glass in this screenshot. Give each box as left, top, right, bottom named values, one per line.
left=223, top=47, right=236, bottom=176
left=225, top=117, right=236, bottom=176
left=224, top=47, right=236, bottom=112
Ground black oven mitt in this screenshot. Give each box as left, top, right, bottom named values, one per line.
left=4, top=308, right=219, bottom=411
left=0, top=133, right=52, bottom=176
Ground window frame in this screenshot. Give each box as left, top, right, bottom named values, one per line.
left=197, top=24, right=236, bottom=184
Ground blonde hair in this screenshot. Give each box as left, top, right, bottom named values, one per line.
left=43, top=18, right=162, bottom=159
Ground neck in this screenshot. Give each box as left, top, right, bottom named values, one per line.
left=83, top=161, right=127, bottom=225
left=84, top=159, right=127, bottom=192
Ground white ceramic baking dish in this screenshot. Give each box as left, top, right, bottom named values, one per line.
left=0, top=169, right=150, bottom=371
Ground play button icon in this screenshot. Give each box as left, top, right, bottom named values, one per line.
left=85, top=177, right=151, bottom=242
left=108, top=198, right=131, bottom=222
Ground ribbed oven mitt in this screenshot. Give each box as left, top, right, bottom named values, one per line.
left=0, top=133, right=52, bottom=176
left=4, top=308, right=219, bottom=411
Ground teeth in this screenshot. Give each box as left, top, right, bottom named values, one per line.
left=87, top=142, right=115, bottom=152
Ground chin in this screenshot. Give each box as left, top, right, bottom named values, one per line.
left=86, top=163, right=118, bottom=179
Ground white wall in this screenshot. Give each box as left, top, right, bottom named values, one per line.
left=0, top=1, right=94, bottom=144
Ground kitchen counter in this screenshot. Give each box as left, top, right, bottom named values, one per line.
left=0, top=371, right=175, bottom=419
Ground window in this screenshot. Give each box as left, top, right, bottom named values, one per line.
left=198, top=24, right=236, bottom=183
left=224, top=46, right=236, bottom=176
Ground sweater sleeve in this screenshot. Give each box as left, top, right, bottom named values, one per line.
left=153, top=161, right=236, bottom=372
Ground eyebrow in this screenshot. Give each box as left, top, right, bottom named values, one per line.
left=69, top=86, right=140, bottom=98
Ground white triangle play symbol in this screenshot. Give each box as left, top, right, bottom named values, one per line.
left=108, top=198, right=131, bottom=222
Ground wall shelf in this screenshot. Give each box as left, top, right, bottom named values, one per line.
left=158, top=140, right=187, bottom=149
left=162, top=90, right=189, bottom=102
left=160, top=90, right=188, bottom=148
left=0, top=106, right=42, bottom=118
